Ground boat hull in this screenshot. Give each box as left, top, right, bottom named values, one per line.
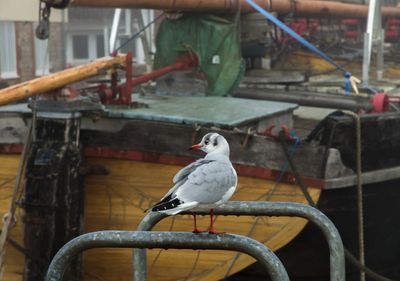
left=0, top=154, right=321, bottom=281
left=228, top=178, right=400, bottom=280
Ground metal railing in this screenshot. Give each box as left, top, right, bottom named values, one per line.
left=133, top=201, right=345, bottom=281
left=45, top=231, right=289, bottom=281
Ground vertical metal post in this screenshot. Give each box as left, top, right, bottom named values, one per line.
left=362, top=0, right=384, bottom=86
left=377, top=29, right=384, bottom=81
left=133, top=212, right=167, bottom=281
left=362, top=32, right=370, bottom=87
left=60, top=9, right=67, bottom=69
left=110, top=8, right=122, bottom=52
left=125, top=9, right=132, bottom=35
left=134, top=202, right=345, bottom=281
left=46, top=231, right=289, bottom=281
left=133, top=9, right=152, bottom=69
left=104, top=26, right=110, bottom=56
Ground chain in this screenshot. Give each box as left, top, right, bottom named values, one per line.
left=43, top=0, right=70, bottom=9
left=36, top=0, right=51, bottom=40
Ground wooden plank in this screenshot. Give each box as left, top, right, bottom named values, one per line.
left=80, top=119, right=326, bottom=178
left=325, top=166, right=400, bottom=189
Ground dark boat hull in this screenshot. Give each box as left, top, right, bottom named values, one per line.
left=228, top=178, right=400, bottom=280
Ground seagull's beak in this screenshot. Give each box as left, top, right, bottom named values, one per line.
left=189, top=144, right=202, bottom=150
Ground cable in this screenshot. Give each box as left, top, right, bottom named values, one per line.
left=344, top=110, right=365, bottom=281
left=0, top=121, right=33, bottom=278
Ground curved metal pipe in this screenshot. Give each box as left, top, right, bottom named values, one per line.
left=45, top=231, right=289, bottom=281
left=134, top=201, right=345, bottom=281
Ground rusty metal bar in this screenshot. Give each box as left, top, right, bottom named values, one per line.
left=134, top=201, right=345, bottom=281
left=45, top=231, right=289, bottom=281
left=67, top=0, right=400, bottom=18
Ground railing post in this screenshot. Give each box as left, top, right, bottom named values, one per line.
left=133, top=201, right=345, bottom=281
left=45, top=231, right=289, bottom=281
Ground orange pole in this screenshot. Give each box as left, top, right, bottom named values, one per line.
left=70, top=0, right=400, bottom=18
left=0, top=55, right=126, bottom=106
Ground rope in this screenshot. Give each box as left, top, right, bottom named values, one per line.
left=0, top=122, right=33, bottom=278
left=224, top=131, right=300, bottom=278
left=277, top=128, right=394, bottom=281
left=245, top=0, right=360, bottom=95
left=276, top=133, right=301, bottom=184
left=113, top=12, right=165, bottom=53
left=0, top=24, right=50, bottom=277
left=278, top=131, right=315, bottom=206
left=344, top=111, right=365, bottom=281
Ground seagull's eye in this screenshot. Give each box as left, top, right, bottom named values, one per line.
left=204, top=140, right=209, bottom=145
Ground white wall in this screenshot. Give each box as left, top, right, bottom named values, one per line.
left=0, top=0, right=65, bottom=22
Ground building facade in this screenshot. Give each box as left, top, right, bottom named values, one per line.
left=0, top=0, right=65, bottom=86
left=0, top=1, right=154, bottom=88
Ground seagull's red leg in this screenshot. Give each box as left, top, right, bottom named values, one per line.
left=192, top=214, right=206, bottom=233
left=208, top=208, right=225, bottom=234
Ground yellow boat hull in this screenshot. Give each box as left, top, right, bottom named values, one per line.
left=1, top=154, right=321, bottom=281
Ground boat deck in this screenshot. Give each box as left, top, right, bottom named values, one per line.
left=106, top=95, right=298, bottom=129
left=0, top=95, right=298, bottom=133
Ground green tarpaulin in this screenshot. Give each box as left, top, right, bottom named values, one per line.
left=154, top=14, right=244, bottom=96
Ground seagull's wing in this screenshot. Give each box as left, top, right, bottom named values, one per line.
left=151, top=158, right=215, bottom=209
left=173, top=159, right=214, bottom=184
left=176, top=160, right=237, bottom=204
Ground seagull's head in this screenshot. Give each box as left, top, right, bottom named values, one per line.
left=190, top=132, right=230, bottom=157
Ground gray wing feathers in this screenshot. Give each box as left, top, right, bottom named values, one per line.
left=173, top=159, right=213, bottom=184
left=176, top=161, right=236, bottom=204
left=161, top=159, right=213, bottom=201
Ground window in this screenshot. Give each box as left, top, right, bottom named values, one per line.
left=0, top=22, right=18, bottom=79
left=72, top=35, right=89, bottom=59
left=96, top=34, right=105, bottom=57
left=67, top=32, right=106, bottom=64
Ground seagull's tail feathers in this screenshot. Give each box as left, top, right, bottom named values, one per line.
left=152, top=199, right=198, bottom=215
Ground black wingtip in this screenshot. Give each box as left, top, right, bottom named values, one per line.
left=151, top=198, right=182, bottom=212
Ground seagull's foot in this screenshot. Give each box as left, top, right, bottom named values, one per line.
left=192, top=228, right=207, bottom=234
left=208, top=228, right=225, bottom=235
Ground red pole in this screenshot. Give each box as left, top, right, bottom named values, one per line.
left=123, top=52, right=199, bottom=88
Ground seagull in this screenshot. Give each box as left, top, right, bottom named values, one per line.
left=151, top=132, right=237, bottom=234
